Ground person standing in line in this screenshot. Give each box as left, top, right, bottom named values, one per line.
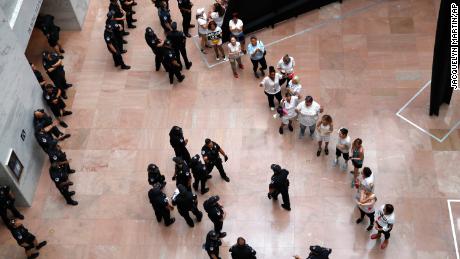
left=203, top=195, right=227, bottom=238
left=210, top=2, right=225, bottom=28
left=177, top=0, right=194, bottom=37
left=158, top=0, right=173, bottom=33
left=355, top=167, right=374, bottom=192
left=259, top=66, right=282, bottom=111
left=350, top=138, right=364, bottom=186
left=227, top=36, right=244, bottom=78
left=204, top=230, right=223, bottom=259
left=287, top=76, right=302, bottom=97
left=247, top=36, right=267, bottom=78
left=333, top=128, right=351, bottom=172
left=104, top=23, right=131, bottom=70
left=171, top=184, right=203, bottom=227
left=145, top=27, right=165, bottom=71
left=189, top=154, right=210, bottom=194
left=295, top=95, right=323, bottom=139
left=148, top=182, right=176, bottom=226
left=162, top=40, right=186, bottom=84
left=277, top=54, right=295, bottom=86
left=167, top=22, right=193, bottom=69
left=355, top=188, right=377, bottom=231
left=0, top=186, right=24, bottom=225
left=229, top=13, right=246, bottom=54
left=371, top=204, right=395, bottom=249
left=8, top=219, right=47, bottom=259
left=147, top=163, right=166, bottom=188
left=30, top=63, right=47, bottom=90
left=109, top=0, right=128, bottom=35
left=42, top=51, right=72, bottom=99
left=49, top=162, right=78, bottom=206
left=38, top=15, right=65, bottom=57
left=119, top=0, right=137, bottom=29
left=42, top=84, right=72, bottom=123
left=169, top=126, right=191, bottom=163
left=316, top=114, right=333, bottom=156
left=279, top=92, right=298, bottom=134
left=196, top=8, right=208, bottom=53
left=207, top=21, right=226, bottom=61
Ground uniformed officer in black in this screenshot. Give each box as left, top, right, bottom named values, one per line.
left=167, top=22, right=192, bottom=69
left=148, top=182, right=175, bottom=226
left=201, top=138, right=230, bottom=182
left=145, top=27, right=165, bottom=71
left=203, top=195, right=226, bottom=238
left=34, top=121, right=70, bottom=154
left=33, top=109, right=69, bottom=136
left=162, top=40, right=185, bottom=84
left=43, top=84, right=72, bottom=121
left=42, top=51, right=72, bottom=99
left=204, top=230, right=222, bottom=259
left=106, top=10, right=127, bottom=52
left=48, top=145, right=76, bottom=175
left=119, top=0, right=137, bottom=28
left=172, top=184, right=203, bottom=227
left=9, top=219, right=47, bottom=259
left=147, top=163, right=166, bottom=188
left=152, top=0, right=169, bottom=9
left=172, top=157, right=192, bottom=191
left=109, top=0, right=128, bottom=35
left=189, top=154, right=210, bottom=194
left=105, top=23, right=131, bottom=70
left=169, top=126, right=191, bottom=162
left=158, top=1, right=173, bottom=33
left=38, top=14, right=64, bottom=57
left=0, top=186, right=24, bottom=225
left=229, top=237, right=257, bottom=259
left=30, top=63, right=46, bottom=90
left=267, top=164, right=291, bottom=211
left=177, top=0, right=194, bottom=37
left=49, top=162, right=78, bottom=206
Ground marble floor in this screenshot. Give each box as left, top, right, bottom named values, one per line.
left=1, top=0, right=459, bottom=258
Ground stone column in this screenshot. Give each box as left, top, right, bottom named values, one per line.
left=40, top=0, right=89, bottom=30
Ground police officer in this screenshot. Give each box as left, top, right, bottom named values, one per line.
left=38, top=14, right=64, bottom=57
left=49, top=162, right=78, bottom=206
left=145, top=27, right=165, bottom=71
left=158, top=1, right=173, bottom=33
left=8, top=219, right=47, bottom=259
left=147, top=163, right=166, bottom=188
left=169, top=126, right=191, bottom=162
left=33, top=109, right=69, bottom=136
left=0, top=186, right=24, bottom=225
left=203, top=195, right=226, bottom=238
left=42, top=51, right=72, bottom=99
left=167, top=22, right=192, bottom=69
left=229, top=237, right=257, bottom=259
left=30, top=63, right=46, bottom=90
left=34, top=126, right=70, bottom=154
left=119, top=0, right=137, bottom=28
left=152, top=0, right=169, bottom=9
left=148, top=182, right=175, bottom=226
left=106, top=10, right=127, bottom=52
left=109, top=0, right=128, bottom=36
left=162, top=40, right=185, bottom=84
left=189, top=154, right=210, bottom=194
left=204, top=230, right=222, bottom=259
left=105, top=23, right=131, bottom=70
left=172, top=157, right=192, bottom=191
left=201, top=138, right=230, bottom=182
left=48, top=145, right=75, bottom=175
left=267, top=164, right=291, bottom=211
left=43, top=84, right=72, bottom=122
left=172, top=184, right=203, bottom=227
left=177, top=0, right=194, bottom=37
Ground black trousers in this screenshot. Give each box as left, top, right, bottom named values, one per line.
left=181, top=12, right=191, bottom=34
left=358, top=207, right=375, bottom=226
left=273, top=187, right=290, bottom=208
left=154, top=53, right=164, bottom=71
left=57, top=185, right=74, bottom=203
left=213, top=219, right=223, bottom=234
left=264, top=91, right=282, bottom=108
left=250, top=57, right=267, bottom=73
left=174, top=46, right=190, bottom=66
left=279, top=76, right=291, bottom=87
left=111, top=52, right=125, bottom=67
left=206, top=160, right=227, bottom=179
left=178, top=205, right=201, bottom=226
left=48, top=72, right=68, bottom=96
left=153, top=206, right=174, bottom=225
left=126, top=11, right=135, bottom=27
left=192, top=177, right=207, bottom=192
left=173, top=147, right=191, bottom=163
left=50, top=126, right=63, bottom=137
left=168, top=67, right=183, bottom=83
left=0, top=206, right=23, bottom=225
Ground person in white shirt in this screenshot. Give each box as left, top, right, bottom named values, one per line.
left=277, top=54, right=295, bottom=86
left=355, top=189, right=377, bottom=231
left=287, top=76, right=302, bottom=96
left=316, top=114, right=333, bottom=156
left=210, top=2, right=225, bottom=27
left=229, top=13, right=246, bottom=54
left=278, top=92, right=298, bottom=134
left=355, top=167, right=374, bottom=192
left=295, top=96, right=323, bottom=139
left=207, top=21, right=226, bottom=61
left=333, top=128, right=351, bottom=171
left=259, top=66, right=282, bottom=110
left=196, top=8, right=208, bottom=53
left=227, top=36, right=244, bottom=78
left=371, top=204, right=395, bottom=249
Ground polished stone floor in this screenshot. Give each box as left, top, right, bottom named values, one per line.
left=1, top=0, right=459, bottom=258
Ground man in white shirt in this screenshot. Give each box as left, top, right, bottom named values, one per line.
left=372, top=204, right=395, bottom=249
left=229, top=13, right=246, bottom=53
left=277, top=54, right=295, bottom=86
left=295, top=96, right=322, bottom=139
left=333, top=128, right=351, bottom=171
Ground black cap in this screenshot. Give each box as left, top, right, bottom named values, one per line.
left=207, top=195, right=220, bottom=205
left=171, top=22, right=177, bottom=30
left=191, top=154, right=200, bottom=161
left=147, top=164, right=159, bottom=174
left=270, top=164, right=281, bottom=172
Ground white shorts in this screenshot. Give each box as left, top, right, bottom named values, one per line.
left=316, top=133, right=330, bottom=142
left=282, top=114, right=297, bottom=124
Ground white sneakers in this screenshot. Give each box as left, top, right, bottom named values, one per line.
left=332, top=158, right=348, bottom=171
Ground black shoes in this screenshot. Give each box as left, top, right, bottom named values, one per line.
left=165, top=218, right=175, bottom=226
left=317, top=149, right=321, bottom=157
left=59, top=121, right=68, bottom=128
left=222, top=176, right=230, bottom=182
left=69, top=169, right=76, bottom=174
left=178, top=75, right=185, bottom=82
left=281, top=204, right=291, bottom=211
left=356, top=218, right=363, bottom=224
left=28, top=253, right=39, bottom=259
left=62, top=110, right=72, bottom=116
left=254, top=72, right=260, bottom=78
left=201, top=188, right=209, bottom=194
left=61, top=133, right=71, bottom=140
left=69, top=191, right=76, bottom=196
left=128, top=25, right=137, bottom=29
left=325, top=148, right=329, bottom=155
left=37, top=241, right=47, bottom=250
left=121, top=49, right=127, bottom=54
left=67, top=200, right=78, bottom=206
left=288, top=124, right=293, bottom=131
left=185, top=62, right=192, bottom=70
left=185, top=33, right=192, bottom=38
left=121, top=65, right=131, bottom=70
left=279, top=127, right=283, bottom=134
left=219, top=232, right=227, bottom=238
left=196, top=212, right=203, bottom=222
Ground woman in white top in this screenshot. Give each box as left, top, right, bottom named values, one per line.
left=229, top=13, right=246, bottom=53
left=210, top=2, right=225, bottom=27
left=196, top=8, right=208, bottom=53
left=316, top=114, right=333, bottom=156
left=259, top=66, right=282, bottom=110
left=277, top=54, right=295, bottom=86
left=287, top=76, right=302, bottom=96
left=295, top=95, right=323, bottom=139
left=227, top=36, right=244, bottom=78
left=355, top=189, right=377, bottom=231
left=207, top=21, right=226, bottom=61
left=278, top=92, right=299, bottom=134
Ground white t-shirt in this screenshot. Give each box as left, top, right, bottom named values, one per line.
left=375, top=205, right=395, bottom=231
left=207, top=27, right=222, bottom=45
left=227, top=42, right=242, bottom=59
left=318, top=123, right=332, bottom=137
left=282, top=96, right=298, bottom=117
left=277, top=57, right=295, bottom=74
left=287, top=81, right=302, bottom=95
left=197, top=14, right=208, bottom=34
left=211, top=12, right=224, bottom=27
left=296, top=100, right=321, bottom=126
left=229, top=19, right=243, bottom=35
left=357, top=194, right=376, bottom=213
left=358, top=174, right=375, bottom=192
left=260, top=74, right=282, bottom=94
left=336, top=135, right=351, bottom=153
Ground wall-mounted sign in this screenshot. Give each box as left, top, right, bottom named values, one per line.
left=20, top=129, right=26, bottom=141
left=6, top=149, right=23, bottom=182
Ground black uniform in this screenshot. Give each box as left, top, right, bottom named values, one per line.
left=148, top=185, right=175, bottom=226
left=229, top=243, right=257, bottom=259
left=203, top=196, right=226, bottom=237
left=172, top=185, right=202, bottom=227
left=166, top=28, right=192, bottom=69
left=173, top=157, right=192, bottom=191
left=177, top=0, right=193, bottom=35
left=48, top=147, right=75, bottom=175
left=169, top=126, right=191, bottom=162
left=204, top=231, right=222, bottom=259
left=105, top=24, right=129, bottom=69
left=153, top=0, right=169, bottom=8
left=147, top=164, right=166, bottom=188
left=268, top=164, right=291, bottom=210
left=35, top=130, right=58, bottom=154
left=0, top=186, right=24, bottom=225
left=145, top=28, right=164, bottom=71
left=162, top=45, right=185, bottom=84
left=43, top=85, right=67, bottom=118
left=32, top=68, right=46, bottom=89
left=119, top=0, right=136, bottom=28
left=158, top=7, right=172, bottom=33
left=33, top=111, right=63, bottom=138
left=201, top=141, right=229, bottom=181
left=109, top=1, right=126, bottom=32
left=10, top=224, right=36, bottom=250
left=189, top=155, right=209, bottom=194
left=49, top=164, right=78, bottom=205
left=43, top=52, right=70, bottom=97
left=39, top=15, right=61, bottom=50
